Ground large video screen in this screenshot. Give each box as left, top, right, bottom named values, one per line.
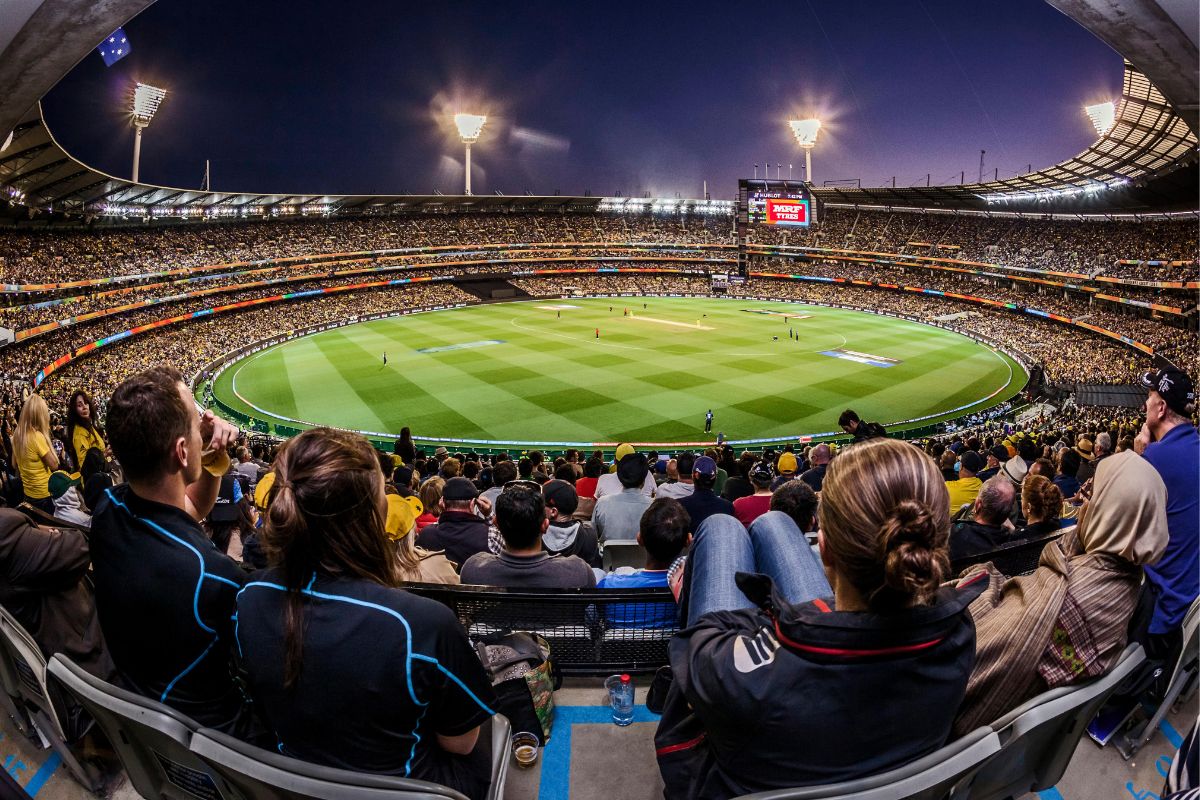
left=747, top=185, right=815, bottom=227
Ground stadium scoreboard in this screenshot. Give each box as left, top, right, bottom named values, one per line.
left=736, top=179, right=822, bottom=276
left=744, top=184, right=817, bottom=227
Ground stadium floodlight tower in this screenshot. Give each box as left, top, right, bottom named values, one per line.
left=787, top=118, right=822, bottom=184
left=454, top=113, right=487, bottom=196
left=1084, top=101, right=1116, bottom=137
left=129, top=82, right=167, bottom=183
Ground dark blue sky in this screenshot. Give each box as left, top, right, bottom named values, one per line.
left=43, top=0, right=1123, bottom=199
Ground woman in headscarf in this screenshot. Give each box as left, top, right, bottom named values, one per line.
left=953, top=450, right=1169, bottom=735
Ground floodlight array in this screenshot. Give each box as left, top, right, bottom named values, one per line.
left=454, top=113, right=487, bottom=143
left=597, top=197, right=735, bottom=215
left=788, top=119, right=821, bottom=148
left=978, top=177, right=1129, bottom=204
left=130, top=82, right=167, bottom=125
left=1084, top=101, right=1116, bottom=137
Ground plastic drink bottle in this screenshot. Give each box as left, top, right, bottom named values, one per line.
left=606, top=673, right=634, bottom=726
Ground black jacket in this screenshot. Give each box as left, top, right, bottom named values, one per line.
left=656, top=572, right=987, bottom=799
left=949, top=519, right=1012, bottom=563
left=417, top=511, right=490, bottom=570
left=0, top=509, right=114, bottom=680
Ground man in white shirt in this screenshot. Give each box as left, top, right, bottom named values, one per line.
left=594, top=443, right=656, bottom=499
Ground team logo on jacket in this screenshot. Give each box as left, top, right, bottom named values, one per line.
left=733, top=627, right=779, bottom=673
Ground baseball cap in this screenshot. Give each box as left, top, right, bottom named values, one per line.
left=614, top=443, right=636, bottom=462
left=1140, top=368, right=1196, bottom=416
left=393, top=465, right=415, bottom=486
left=959, top=451, right=985, bottom=474
left=403, top=494, right=425, bottom=518
left=542, top=479, right=579, bottom=515
left=442, top=477, right=479, bottom=502
left=385, top=494, right=416, bottom=540
left=48, top=470, right=80, bottom=499
left=749, top=461, right=774, bottom=486
left=989, top=445, right=1009, bottom=462
left=254, top=471, right=276, bottom=509
left=693, top=455, right=717, bottom=477
left=776, top=452, right=798, bottom=475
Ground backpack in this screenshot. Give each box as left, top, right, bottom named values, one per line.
left=474, top=631, right=557, bottom=744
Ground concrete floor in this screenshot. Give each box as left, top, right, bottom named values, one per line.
left=2, top=679, right=1192, bottom=799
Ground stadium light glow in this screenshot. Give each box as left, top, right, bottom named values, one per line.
left=128, top=82, right=167, bottom=183
left=1084, top=101, right=1116, bottom=137
left=454, top=113, right=487, bottom=196
left=788, top=118, right=822, bottom=183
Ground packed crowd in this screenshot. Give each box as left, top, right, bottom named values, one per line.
left=2, top=209, right=1194, bottom=290
left=1, top=360, right=1195, bottom=799
left=0, top=214, right=736, bottom=285
left=748, top=208, right=1198, bottom=281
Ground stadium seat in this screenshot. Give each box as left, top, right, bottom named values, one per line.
left=46, top=653, right=220, bottom=800
left=601, top=540, right=648, bottom=571
left=0, top=607, right=101, bottom=792
left=188, top=713, right=512, bottom=800
left=1116, top=597, right=1200, bottom=759
left=0, top=625, right=34, bottom=739
left=967, top=642, right=1146, bottom=800
left=730, top=725, right=1001, bottom=799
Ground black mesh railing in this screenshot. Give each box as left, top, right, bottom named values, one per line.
left=952, top=531, right=1064, bottom=578
left=403, top=583, right=678, bottom=676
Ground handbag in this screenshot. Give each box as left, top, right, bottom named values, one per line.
left=474, top=630, right=556, bottom=744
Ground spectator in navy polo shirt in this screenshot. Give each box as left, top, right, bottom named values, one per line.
left=237, top=428, right=497, bottom=798
left=1134, top=368, right=1199, bottom=661
left=90, top=367, right=247, bottom=732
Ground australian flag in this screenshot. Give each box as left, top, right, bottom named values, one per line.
left=97, top=28, right=131, bottom=67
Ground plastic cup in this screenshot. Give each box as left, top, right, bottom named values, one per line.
left=511, top=731, right=540, bottom=768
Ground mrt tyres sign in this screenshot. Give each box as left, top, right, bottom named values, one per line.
left=765, top=198, right=810, bottom=226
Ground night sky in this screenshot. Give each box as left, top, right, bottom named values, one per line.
left=42, top=0, right=1123, bottom=200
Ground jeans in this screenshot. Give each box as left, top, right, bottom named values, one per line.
left=687, top=511, right=832, bottom=626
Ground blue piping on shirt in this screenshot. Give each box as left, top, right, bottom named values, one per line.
left=161, top=638, right=217, bottom=703
left=405, top=702, right=430, bottom=777
left=103, top=487, right=217, bottom=634
left=236, top=580, right=495, bottom=718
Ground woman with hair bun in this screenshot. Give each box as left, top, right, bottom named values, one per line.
left=235, top=428, right=496, bottom=799
left=1013, top=474, right=1063, bottom=541
left=657, top=438, right=987, bottom=799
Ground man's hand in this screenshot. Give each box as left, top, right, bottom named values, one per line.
left=199, top=410, right=238, bottom=454
left=1134, top=422, right=1153, bottom=455
left=474, top=496, right=492, bottom=519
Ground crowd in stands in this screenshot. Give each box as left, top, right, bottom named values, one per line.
left=2, top=208, right=1193, bottom=288
left=748, top=208, right=1198, bottom=281
left=0, top=214, right=735, bottom=284
left=1, top=359, right=1194, bottom=798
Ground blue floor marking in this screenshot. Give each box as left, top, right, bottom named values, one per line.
left=24, top=752, right=61, bottom=798
left=1036, top=788, right=1065, bottom=800
left=537, top=705, right=661, bottom=800
left=1160, top=719, right=1184, bottom=749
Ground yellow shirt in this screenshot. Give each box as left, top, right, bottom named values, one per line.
left=946, top=476, right=983, bottom=515
left=72, top=425, right=106, bottom=471
left=18, top=431, right=52, bottom=499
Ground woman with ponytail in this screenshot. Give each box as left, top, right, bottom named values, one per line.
left=235, top=428, right=496, bottom=799
left=656, top=438, right=988, bottom=799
